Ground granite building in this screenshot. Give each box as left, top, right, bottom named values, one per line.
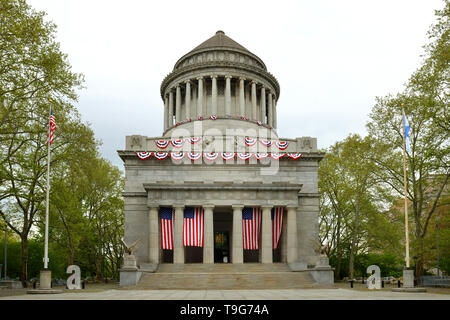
left=118, top=31, right=333, bottom=288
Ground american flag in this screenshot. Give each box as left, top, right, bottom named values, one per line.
left=160, top=207, right=174, bottom=250
left=271, top=207, right=284, bottom=249
left=242, top=207, right=261, bottom=250
left=47, top=108, right=56, bottom=145
left=183, top=207, right=204, bottom=247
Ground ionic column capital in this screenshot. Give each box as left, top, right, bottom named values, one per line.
left=203, top=204, right=215, bottom=210
left=286, top=205, right=298, bottom=210
left=196, top=76, right=204, bottom=81
left=210, top=75, right=218, bottom=79
left=225, top=75, right=233, bottom=79
left=173, top=204, right=185, bottom=209
left=260, top=205, right=274, bottom=209
left=251, top=80, right=257, bottom=85
left=185, top=79, right=191, bottom=85
left=232, top=204, right=244, bottom=210
left=239, top=77, right=246, bottom=81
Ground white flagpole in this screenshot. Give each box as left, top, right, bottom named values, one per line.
left=401, top=105, right=410, bottom=269
left=43, top=102, right=51, bottom=269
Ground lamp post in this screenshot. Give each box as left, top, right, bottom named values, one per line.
left=3, top=220, right=7, bottom=280
left=436, top=215, right=440, bottom=277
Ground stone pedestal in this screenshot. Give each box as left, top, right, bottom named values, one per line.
left=310, top=255, right=334, bottom=285
left=27, top=269, right=63, bottom=294
left=402, top=269, right=414, bottom=288
left=119, top=254, right=142, bottom=287
left=39, top=269, right=52, bottom=289
left=316, top=255, right=330, bottom=268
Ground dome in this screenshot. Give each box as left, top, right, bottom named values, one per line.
left=173, top=31, right=267, bottom=71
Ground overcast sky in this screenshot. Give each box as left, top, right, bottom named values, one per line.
left=28, top=0, right=444, bottom=168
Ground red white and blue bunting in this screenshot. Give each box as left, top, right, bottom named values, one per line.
left=203, top=152, right=219, bottom=161
left=275, top=141, right=289, bottom=150
left=136, top=152, right=152, bottom=159
left=155, top=140, right=170, bottom=149
left=187, top=152, right=202, bottom=161
left=154, top=152, right=169, bottom=160
left=259, top=139, right=273, bottom=148
left=221, top=152, right=235, bottom=160
left=136, top=152, right=302, bottom=161
left=188, top=137, right=201, bottom=144
left=171, top=139, right=185, bottom=148
left=244, top=137, right=257, bottom=146
left=170, top=152, right=184, bottom=160
left=210, top=115, right=217, bottom=120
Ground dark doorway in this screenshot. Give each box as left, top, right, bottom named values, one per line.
left=185, top=247, right=203, bottom=263
left=214, top=231, right=230, bottom=263
left=162, top=250, right=173, bottom=263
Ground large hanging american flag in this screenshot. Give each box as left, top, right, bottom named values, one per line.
left=47, top=108, right=56, bottom=145
left=160, top=207, right=174, bottom=250
left=271, top=207, right=284, bottom=249
left=242, top=207, right=261, bottom=250
left=183, top=207, right=204, bottom=247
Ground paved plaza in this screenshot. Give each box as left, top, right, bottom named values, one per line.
left=1, top=287, right=449, bottom=300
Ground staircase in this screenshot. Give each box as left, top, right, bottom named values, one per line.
left=135, top=263, right=318, bottom=289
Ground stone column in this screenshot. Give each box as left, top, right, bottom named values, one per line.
left=272, top=96, right=277, bottom=129
left=173, top=205, right=185, bottom=264
left=260, top=86, right=266, bottom=122
left=185, top=80, right=191, bottom=119
left=261, top=205, right=273, bottom=263
left=175, top=85, right=181, bottom=123
left=251, top=81, right=257, bottom=120
left=239, top=77, right=245, bottom=116
left=203, top=204, right=214, bottom=264
left=197, top=77, right=203, bottom=117
left=232, top=204, right=244, bottom=264
left=267, top=92, right=273, bottom=126
left=211, top=75, right=218, bottom=115
left=286, top=206, right=298, bottom=263
left=168, top=90, right=174, bottom=127
left=148, top=205, right=159, bottom=264
left=225, top=76, right=231, bottom=115
left=164, top=95, right=169, bottom=131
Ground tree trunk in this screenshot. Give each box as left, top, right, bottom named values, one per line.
left=20, top=236, right=28, bottom=282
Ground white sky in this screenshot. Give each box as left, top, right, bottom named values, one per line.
left=27, top=0, right=444, bottom=168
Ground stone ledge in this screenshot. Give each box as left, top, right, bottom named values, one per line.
left=391, top=287, right=428, bottom=293
left=27, top=289, right=63, bottom=294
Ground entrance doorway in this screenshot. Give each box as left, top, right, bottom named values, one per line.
left=214, top=231, right=230, bottom=263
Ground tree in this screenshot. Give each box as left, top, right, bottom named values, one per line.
left=0, top=0, right=89, bottom=281
left=319, top=134, right=387, bottom=279
left=366, top=1, right=449, bottom=276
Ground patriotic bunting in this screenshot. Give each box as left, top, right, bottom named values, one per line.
left=260, top=140, right=273, bottom=147
left=221, top=152, right=235, bottom=160
left=271, top=207, right=284, bottom=249
left=136, top=152, right=152, bottom=159
left=244, top=137, right=257, bottom=146
left=155, top=140, right=170, bottom=149
left=160, top=207, right=174, bottom=250
left=170, top=152, right=184, bottom=160
left=270, top=153, right=284, bottom=160
left=287, top=153, right=302, bottom=159
left=171, top=139, right=185, bottom=148
left=183, top=207, right=204, bottom=247
left=254, top=153, right=269, bottom=160
left=275, top=141, right=289, bottom=150
left=242, top=207, right=261, bottom=250
left=154, top=152, right=169, bottom=160
left=210, top=115, right=217, bottom=120
left=203, top=152, right=219, bottom=161
left=256, top=120, right=262, bottom=126
left=188, top=137, right=201, bottom=144
left=237, top=153, right=252, bottom=160
left=187, top=152, right=202, bottom=161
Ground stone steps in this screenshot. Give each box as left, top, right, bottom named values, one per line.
left=135, top=263, right=317, bottom=289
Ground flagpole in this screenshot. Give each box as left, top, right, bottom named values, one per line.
left=401, top=106, right=410, bottom=269
left=44, top=101, right=51, bottom=270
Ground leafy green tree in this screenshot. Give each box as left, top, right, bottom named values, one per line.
left=319, top=134, right=387, bottom=279
left=366, top=0, right=449, bottom=276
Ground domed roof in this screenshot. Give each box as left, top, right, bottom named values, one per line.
left=173, top=31, right=267, bottom=71
left=189, top=30, right=251, bottom=54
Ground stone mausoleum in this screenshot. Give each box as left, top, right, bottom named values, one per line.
left=118, top=31, right=333, bottom=289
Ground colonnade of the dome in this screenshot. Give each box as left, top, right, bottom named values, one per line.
left=162, top=75, right=278, bottom=131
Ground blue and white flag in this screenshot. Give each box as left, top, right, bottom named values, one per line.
left=403, top=110, right=411, bottom=154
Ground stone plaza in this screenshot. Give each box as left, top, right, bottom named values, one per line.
left=118, top=31, right=333, bottom=288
